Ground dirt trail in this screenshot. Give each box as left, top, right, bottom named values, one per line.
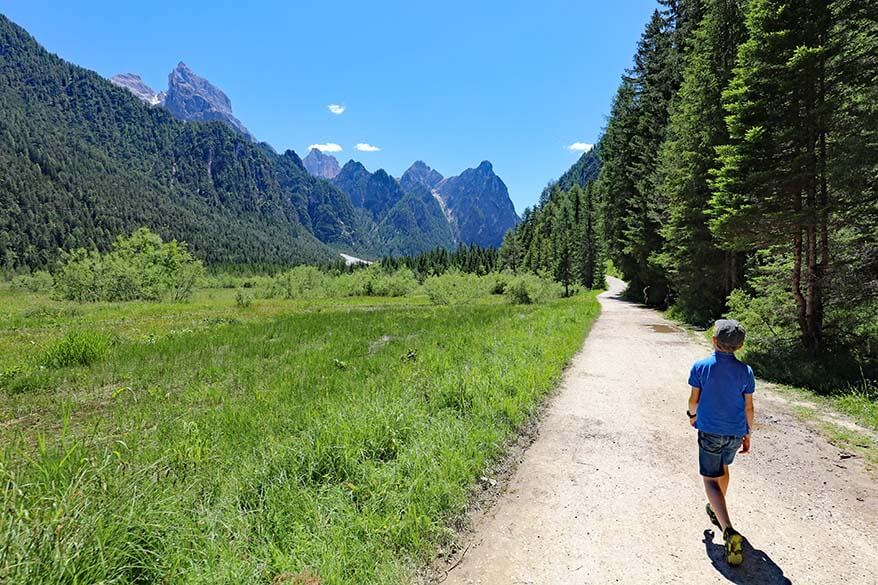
left=442, top=277, right=878, bottom=584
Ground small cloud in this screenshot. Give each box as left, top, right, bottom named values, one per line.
left=568, top=142, right=594, bottom=152
left=309, top=143, right=343, bottom=153
left=327, top=104, right=345, bottom=115
left=356, top=143, right=381, bottom=152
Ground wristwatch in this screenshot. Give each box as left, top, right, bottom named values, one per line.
left=686, top=410, right=697, bottom=419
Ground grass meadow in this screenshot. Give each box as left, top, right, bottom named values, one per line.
left=0, top=283, right=600, bottom=584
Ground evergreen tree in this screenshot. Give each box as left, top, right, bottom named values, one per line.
left=596, top=80, right=640, bottom=289
left=826, top=0, right=878, bottom=341
left=579, top=182, right=603, bottom=289
left=655, top=0, right=747, bottom=323
left=553, top=204, right=574, bottom=296
left=710, top=0, right=832, bottom=352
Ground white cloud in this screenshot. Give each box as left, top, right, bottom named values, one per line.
left=355, top=143, right=381, bottom=152
left=309, top=143, right=343, bottom=153
left=568, top=142, right=594, bottom=152
left=327, top=104, right=345, bottom=115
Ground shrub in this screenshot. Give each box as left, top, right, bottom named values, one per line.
left=369, top=268, right=418, bottom=297
left=11, top=270, right=54, bottom=292
left=267, top=265, right=418, bottom=299
left=235, top=289, right=253, bottom=308
left=268, top=266, right=328, bottom=299
left=53, top=228, right=204, bottom=302
left=422, top=271, right=488, bottom=305
left=486, top=271, right=512, bottom=295
left=41, top=331, right=111, bottom=368
left=504, top=274, right=563, bottom=305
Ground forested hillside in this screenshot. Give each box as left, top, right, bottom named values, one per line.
left=504, top=0, right=877, bottom=387
left=0, top=15, right=345, bottom=268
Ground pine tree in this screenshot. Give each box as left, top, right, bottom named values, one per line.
left=579, top=182, right=602, bottom=288
left=710, top=0, right=832, bottom=352
left=596, top=79, right=640, bottom=290
left=655, top=0, right=747, bottom=324
left=826, top=0, right=878, bottom=327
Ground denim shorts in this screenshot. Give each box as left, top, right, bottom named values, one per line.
left=698, top=431, right=744, bottom=478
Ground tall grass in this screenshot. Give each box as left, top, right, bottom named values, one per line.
left=0, top=287, right=600, bottom=583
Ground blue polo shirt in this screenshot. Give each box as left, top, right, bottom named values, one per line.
left=688, top=351, right=755, bottom=437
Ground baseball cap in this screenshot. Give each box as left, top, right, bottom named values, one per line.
left=714, top=319, right=745, bottom=347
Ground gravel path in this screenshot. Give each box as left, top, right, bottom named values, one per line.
left=442, top=277, right=878, bottom=584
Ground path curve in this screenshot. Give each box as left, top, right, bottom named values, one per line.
left=443, top=277, right=878, bottom=584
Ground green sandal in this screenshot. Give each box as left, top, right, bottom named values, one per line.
left=723, top=527, right=745, bottom=566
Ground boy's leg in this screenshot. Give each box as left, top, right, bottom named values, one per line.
left=703, top=475, right=732, bottom=531
left=718, top=465, right=730, bottom=495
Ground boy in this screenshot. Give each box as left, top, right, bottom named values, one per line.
left=686, top=319, right=755, bottom=566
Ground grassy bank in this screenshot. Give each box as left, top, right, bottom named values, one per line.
left=1, top=286, right=600, bottom=583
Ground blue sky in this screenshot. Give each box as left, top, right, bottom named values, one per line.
left=3, top=0, right=657, bottom=213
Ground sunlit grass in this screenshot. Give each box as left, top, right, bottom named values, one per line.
left=0, top=284, right=599, bottom=584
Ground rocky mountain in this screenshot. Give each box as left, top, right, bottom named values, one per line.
left=332, top=161, right=456, bottom=255
left=162, top=62, right=253, bottom=140
left=303, top=148, right=341, bottom=179
left=402, top=160, right=519, bottom=248
left=0, top=14, right=358, bottom=268
left=400, top=160, right=444, bottom=191
left=109, top=73, right=163, bottom=105
left=0, top=14, right=519, bottom=268
left=110, top=62, right=254, bottom=140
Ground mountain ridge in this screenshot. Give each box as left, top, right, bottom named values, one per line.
left=111, top=61, right=254, bottom=140
left=303, top=148, right=341, bottom=179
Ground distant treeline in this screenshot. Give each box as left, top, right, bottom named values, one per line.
left=379, top=244, right=499, bottom=277
left=503, top=0, right=877, bottom=388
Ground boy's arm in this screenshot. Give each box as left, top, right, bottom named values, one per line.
left=744, top=393, right=755, bottom=434
left=741, top=393, right=755, bottom=453
left=687, top=386, right=701, bottom=427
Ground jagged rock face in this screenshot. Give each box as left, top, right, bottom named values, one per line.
left=333, top=161, right=456, bottom=254
left=162, top=62, right=253, bottom=140
left=332, top=160, right=372, bottom=208
left=109, top=73, right=163, bottom=106
left=303, top=148, right=341, bottom=179
left=400, top=160, right=444, bottom=191
left=437, top=161, right=519, bottom=248
left=333, top=162, right=405, bottom=220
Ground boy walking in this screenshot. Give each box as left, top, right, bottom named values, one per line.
left=686, top=319, right=755, bottom=566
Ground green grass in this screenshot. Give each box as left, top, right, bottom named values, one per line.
left=0, top=284, right=600, bottom=584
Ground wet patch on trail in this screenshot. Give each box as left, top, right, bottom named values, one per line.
left=646, top=323, right=678, bottom=333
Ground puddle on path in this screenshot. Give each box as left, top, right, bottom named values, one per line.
left=647, top=323, right=677, bottom=333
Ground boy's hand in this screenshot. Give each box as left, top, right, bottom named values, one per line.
left=740, top=435, right=751, bottom=454
left=689, top=416, right=697, bottom=428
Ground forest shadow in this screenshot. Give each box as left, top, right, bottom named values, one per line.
left=703, top=529, right=792, bottom=584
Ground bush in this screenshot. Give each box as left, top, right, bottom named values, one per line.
left=53, top=228, right=204, bottom=302
left=235, top=289, right=253, bottom=308
left=504, top=274, right=563, bottom=305
left=266, top=265, right=418, bottom=299
left=486, top=271, right=512, bottom=295
left=11, top=270, right=54, bottom=292
left=267, top=266, right=328, bottom=299
left=41, top=331, right=111, bottom=368
left=422, top=271, right=488, bottom=305
left=369, top=268, right=418, bottom=297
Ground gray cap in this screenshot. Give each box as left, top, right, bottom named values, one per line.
left=714, top=319, right=745, bottom=347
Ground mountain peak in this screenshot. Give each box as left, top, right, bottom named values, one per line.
left=303, top=148, right=340, bottom=179
left=400, top=160, right=444, bottom=191
left=162, top=62, right=253, bottom=140
left=437, top=162, right=518, bottom=247
left=339, top=159, right=368, bottom=176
